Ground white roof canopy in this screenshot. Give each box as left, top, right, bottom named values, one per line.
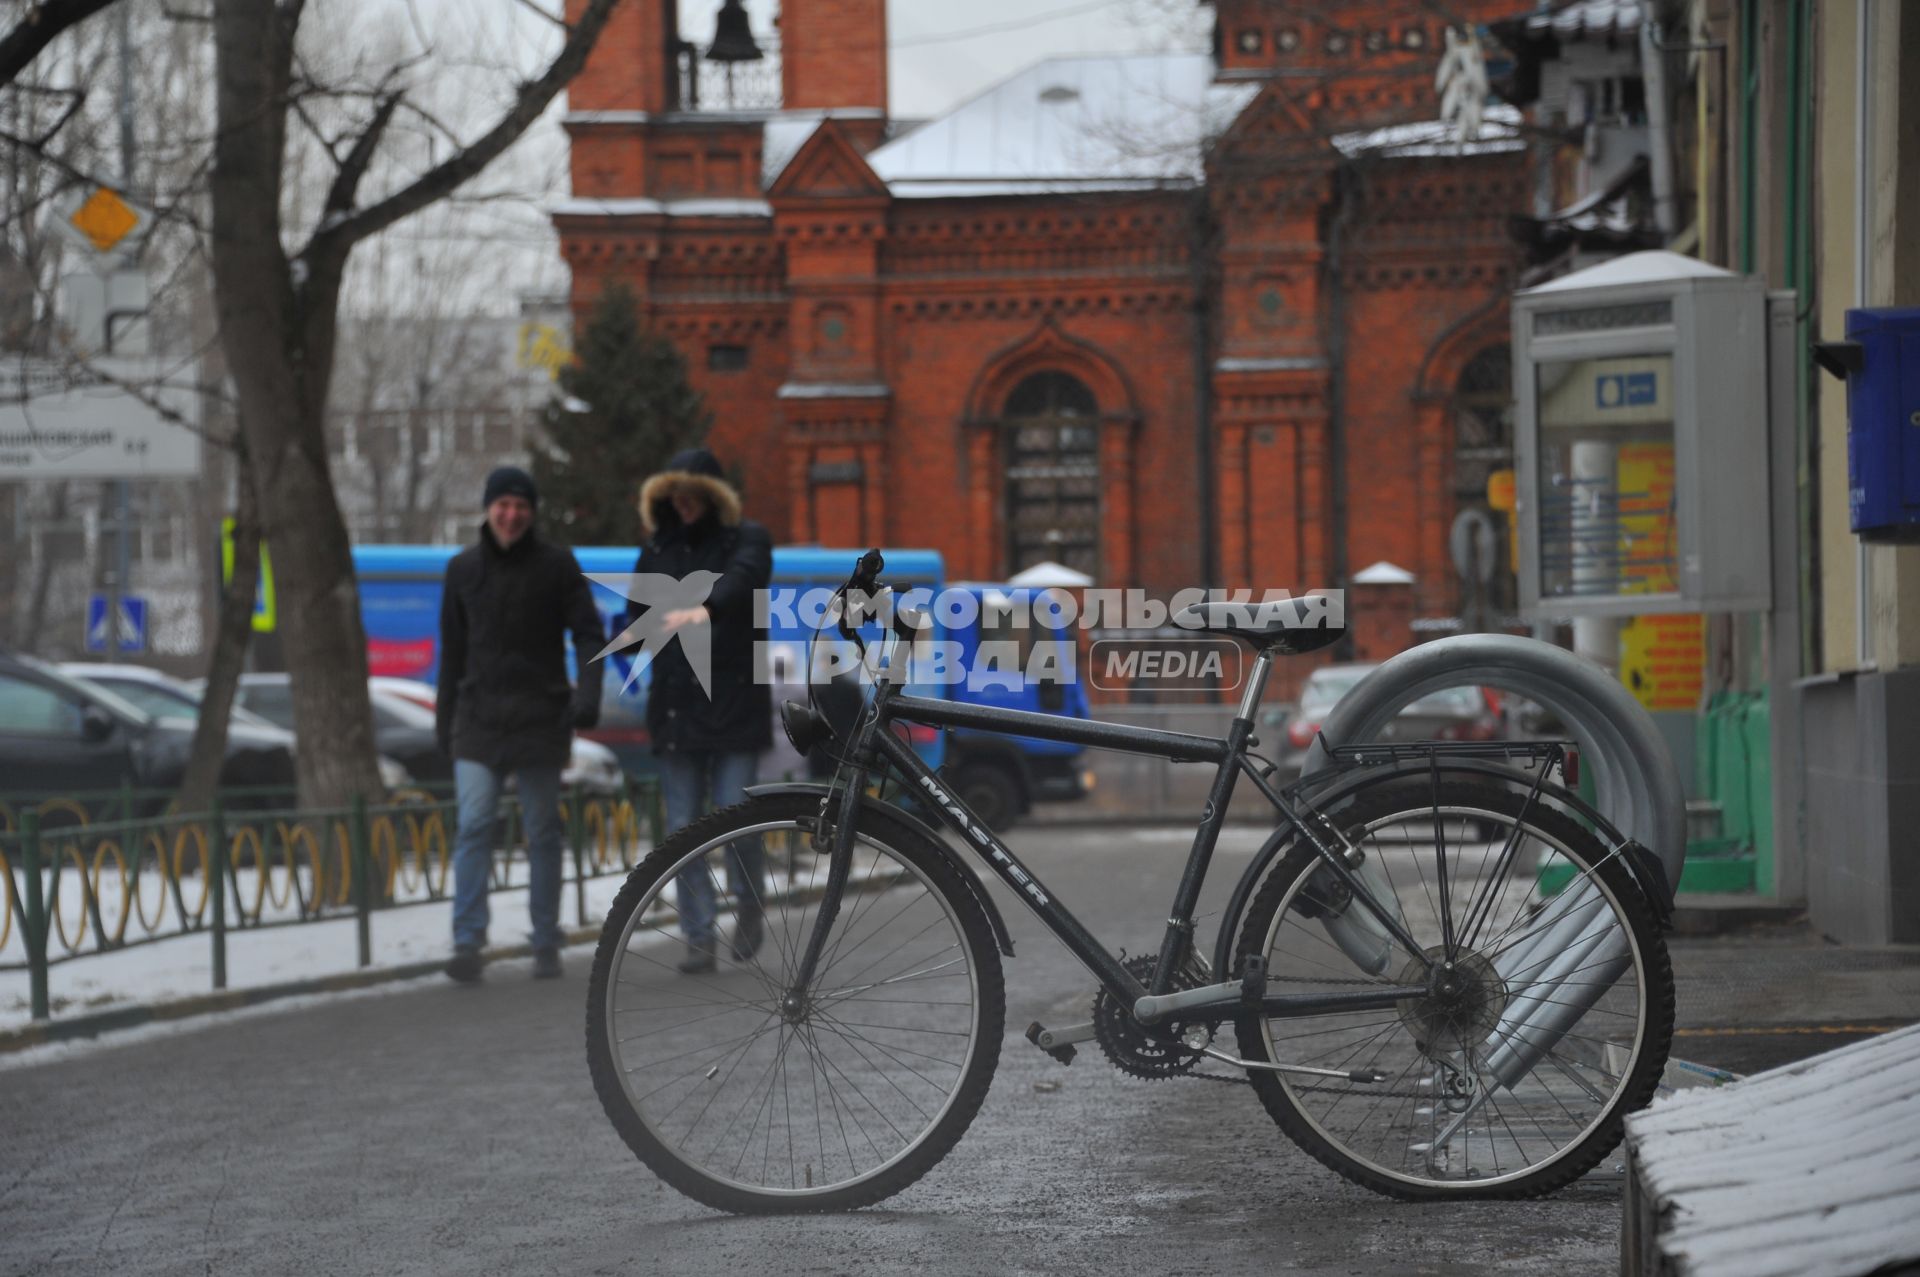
left=1006, top=561, right=1096, bottom=589
left=866, top=53, right=1255, bottom=195
left=1353, top=561, right=1417, bottom=585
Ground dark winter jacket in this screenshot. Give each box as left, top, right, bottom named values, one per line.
left=618, top=452, right=773, bottom=755
left=436, top=525, right=606, bottom=772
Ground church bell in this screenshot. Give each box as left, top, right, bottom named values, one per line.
left=706, top=0, right=764, bottom=63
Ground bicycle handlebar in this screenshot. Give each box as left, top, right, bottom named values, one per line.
left=848, top=548, right=884, bottom=597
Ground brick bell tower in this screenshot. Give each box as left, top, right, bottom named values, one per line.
left=557, top=0, right=897, bottom=547
left=780, top=0, right=887, bottom=115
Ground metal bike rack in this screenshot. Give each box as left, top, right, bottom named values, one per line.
left=1299, top=633, right=1685, bottom=1087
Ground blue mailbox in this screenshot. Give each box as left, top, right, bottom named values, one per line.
left=1818, top=307, right=1920, bottom=544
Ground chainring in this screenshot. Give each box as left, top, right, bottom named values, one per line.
left=1093, top=953, right=1212, bottom=1080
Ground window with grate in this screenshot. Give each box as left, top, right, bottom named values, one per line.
left=1002, top=371, right=1100, bottom=579
left=1454, top=344, right=1515, bottom=612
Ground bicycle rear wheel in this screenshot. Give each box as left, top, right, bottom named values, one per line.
left=1233, top=779, right=1673, bottom=1199
left=586, top=793, right=1004, bottom=1213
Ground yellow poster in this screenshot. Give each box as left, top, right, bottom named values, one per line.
left=1616, top=441, right=1677, bottom=595
left=1619, top=612, right=1704, bottom=712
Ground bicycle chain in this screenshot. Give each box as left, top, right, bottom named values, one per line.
left=1174, top=973, right=1422, bottom=1089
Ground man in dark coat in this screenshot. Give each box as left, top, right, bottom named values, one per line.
left=437, top=466, right=605, bottom=982
left=615, top=447, right=772, bottom=973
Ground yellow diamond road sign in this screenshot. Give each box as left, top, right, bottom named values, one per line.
left=70, top=188, right=139, bottom=253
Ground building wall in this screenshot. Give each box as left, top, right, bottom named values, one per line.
left=1802, top=0, right=1920, bottom=942
left=555, top=0, right=1535, bottom=700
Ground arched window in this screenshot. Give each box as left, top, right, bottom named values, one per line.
left=1453, top=345, right=1514, bottom=613
left=1002, top=372, right=1100, bottom=577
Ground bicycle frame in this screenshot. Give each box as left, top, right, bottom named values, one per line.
left=785, top=642, right=1446, bottom=1027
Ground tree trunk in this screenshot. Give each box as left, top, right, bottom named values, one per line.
left=209, top=0, right=381, bottom=810
left=176, top=441, right=259, bottom=815
left=207, top=0, right=622, bottom=808
left=20, top=481, right=67, bottom=649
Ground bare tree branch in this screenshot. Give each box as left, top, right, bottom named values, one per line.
left=318, top=90, right=402, bottom=221
left=510, top=0, right=569, bottom=32
left=286, top=90, right=345, bottom=168
left=310, top=0, right=620, bottom=255
left=0, top=0, right=123, bottom=87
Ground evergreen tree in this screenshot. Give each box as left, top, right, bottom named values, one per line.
left=530, top=282, right=711, bottom=546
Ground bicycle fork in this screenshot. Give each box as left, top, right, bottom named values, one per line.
left=781, top=715, right=878, bottom=1019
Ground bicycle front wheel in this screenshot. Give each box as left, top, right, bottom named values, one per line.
left=1234, top=780, right=1674, bottom=1199
left=586, top=793, right=1005, bottom=1213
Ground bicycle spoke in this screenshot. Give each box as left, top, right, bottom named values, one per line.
left=593, top=810, right=993, bottom=1205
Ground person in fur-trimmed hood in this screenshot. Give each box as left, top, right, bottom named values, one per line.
left=616, top=447, right=773, bottom=972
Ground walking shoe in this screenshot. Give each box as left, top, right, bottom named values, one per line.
left=532, top=948, right=563, bottom=980
left=677, top=939, right=717, bottom=975
left=445, top=946, right=484, bottom=984
left=731, top=905, right=764, bottom=964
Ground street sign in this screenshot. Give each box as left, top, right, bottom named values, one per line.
left=70, top=188, right=140, bottom=253
left=220, top=518, right=277, bottom=633
left=0, top=357, right=201, bottom=479
left=55, top=186, right=149, bottom=269
left=85, top=593, right=148, bottom=654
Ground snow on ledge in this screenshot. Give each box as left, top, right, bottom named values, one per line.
left=777, top=382, right=891, bottom=399
left=551, top=197, right=773, bottom=218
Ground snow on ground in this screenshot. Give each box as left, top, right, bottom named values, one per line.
left=0, top=875, right=633, bottom=1036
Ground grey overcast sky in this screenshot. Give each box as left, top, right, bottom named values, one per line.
left=682, top=0, right=1210, bottom=119
left=334, top=0, right=1211, bottom=314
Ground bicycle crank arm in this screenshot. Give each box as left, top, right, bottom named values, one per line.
left=1028, top=1020, right=1097, bottom=1050
left=1200, top=1046, right=1390, bottom=1084
left=1134, top=981, right=1428, bottom=1024
left=1024, top=1020, right=1095, bottom=1066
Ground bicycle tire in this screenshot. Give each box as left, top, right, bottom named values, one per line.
left=586, top=792, right=1005, bottom=1213
left=1233, top=779, right=1674, bottom=1199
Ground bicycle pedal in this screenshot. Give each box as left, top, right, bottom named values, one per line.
left=1024, top=1021, right=1080, bottom=1067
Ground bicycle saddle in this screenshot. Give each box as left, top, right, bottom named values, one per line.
left=1170, top=596, right=1345, bottom=655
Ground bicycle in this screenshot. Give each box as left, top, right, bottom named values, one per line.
left=586, top=550, right=1676, bottom=1213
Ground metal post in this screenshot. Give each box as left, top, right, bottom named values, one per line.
left=568, top=790, right=588, bottom=928
left=101, top=4, right=137, bottom=667
left=350, top=795, right=371, bottom=968
left=21, top=812, right=49, bottom=1022
left=209, top=799, right=227, bottom=991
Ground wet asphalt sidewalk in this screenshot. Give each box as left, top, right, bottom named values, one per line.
left=2, top=826, right=1917, bottom=1276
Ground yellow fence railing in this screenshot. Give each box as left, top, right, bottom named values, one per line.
left=1, top=780, right=665, bottom=1023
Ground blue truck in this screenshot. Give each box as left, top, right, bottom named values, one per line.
left=350, top=545, right=1091, bottom=828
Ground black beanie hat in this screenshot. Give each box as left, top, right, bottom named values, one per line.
left=664, top=447, right=724, bottom=479
left=482, top=465, right=538, bottom=508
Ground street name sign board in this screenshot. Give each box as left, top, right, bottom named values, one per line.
left=0, top=357, right=201, bottom=479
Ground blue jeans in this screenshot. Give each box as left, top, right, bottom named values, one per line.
left=451, top=759, right=565, bottom=952
left=659, top=751, right=763, bottom=946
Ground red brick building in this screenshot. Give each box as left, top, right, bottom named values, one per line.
left=556, top=0, right=1529, bottom=666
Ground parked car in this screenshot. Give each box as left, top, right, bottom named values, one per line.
left=63, top=663, right=289, bottom=734
left=1266, top=662, right=1505, bottom=781
left=0, top=650, right=295, bottom=814
left=370, top=676, right=624, bottom=795
left=64, top=663, right=409, bottom=791
left=231, top=673, right=622, bottom=795
left=231, top=673, right=448, bottom=785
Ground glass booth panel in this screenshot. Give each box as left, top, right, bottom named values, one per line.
left=1535, top=354, right=1679, bottom=602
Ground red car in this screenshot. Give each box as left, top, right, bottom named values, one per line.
left=1266, top=662, right=1504, bottom=781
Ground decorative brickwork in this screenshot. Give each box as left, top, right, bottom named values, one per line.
left=557, top=0, right=1532, bottom=690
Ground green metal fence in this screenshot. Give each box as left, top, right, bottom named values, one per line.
left=0, top=780, right=663, bottom=1022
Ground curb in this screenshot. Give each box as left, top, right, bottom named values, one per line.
left=0, top=924, right=604, bottom=1056
left=0, top=863, right=894, bottom=1057
left=1666, top=897, right=1804, bottom=937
